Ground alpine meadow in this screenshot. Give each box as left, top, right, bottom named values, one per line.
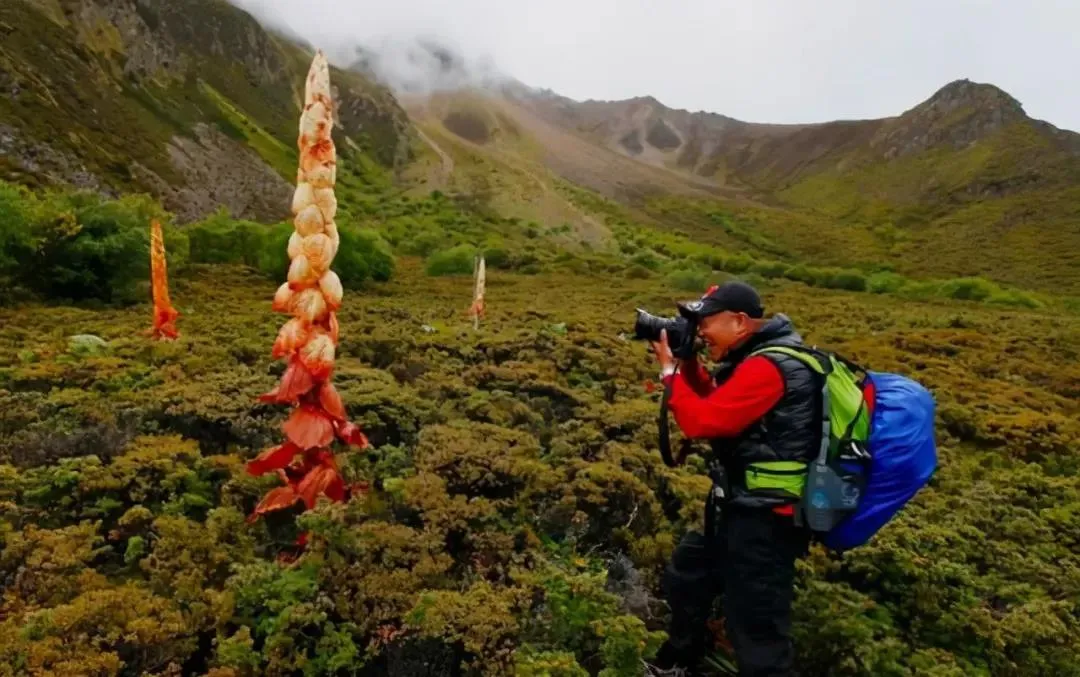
left=0, top=1, right=1078, bottom=676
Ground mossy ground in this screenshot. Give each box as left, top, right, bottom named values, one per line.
left=1, top=259, right=1078, bottom=676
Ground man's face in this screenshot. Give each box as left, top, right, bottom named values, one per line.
left=698, top=311, right=751, bottom=360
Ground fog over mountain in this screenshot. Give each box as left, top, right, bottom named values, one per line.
left=350, top=35, right=510, bottom=96
left=229, top=0, right=1079, bottom=131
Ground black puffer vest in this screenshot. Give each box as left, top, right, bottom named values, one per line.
left=707, top=314, right=820, bottom=507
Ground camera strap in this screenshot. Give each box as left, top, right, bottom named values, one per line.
left=704, top=462, right=730, bottom=542
left=658, top=378, right=677, bottom=467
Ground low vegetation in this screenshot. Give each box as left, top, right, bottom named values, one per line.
left=1, top=198, right=1078, bottom=674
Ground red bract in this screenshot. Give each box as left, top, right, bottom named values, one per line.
left=260, top=358, right=316, bottom=404
left=318, top=381, right=347, bottom=421
left=249, top=485, right=300, bottom=523
left=297, top=463, right=346, bottom=509
left=328, top=312, right=339, bottom=344
left=336, top=421, right=370, bottom=449
left=246, top=441, right=302, bottom=476
left=283, top=406, right=335, bottom=450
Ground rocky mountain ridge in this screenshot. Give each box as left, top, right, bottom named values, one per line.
left=509, top=78, right=1080, bottom=191
left=1, top=0, right=412, bottom=222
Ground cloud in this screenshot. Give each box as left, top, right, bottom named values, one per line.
left=228, top=0, right=1080, bottom=132
left=350, top=35, right=508, bottom=95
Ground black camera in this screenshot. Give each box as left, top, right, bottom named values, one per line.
left=632, top=306, right=701, bottom=360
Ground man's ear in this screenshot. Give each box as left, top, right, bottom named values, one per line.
left=737, top=313, right=757, bottom=336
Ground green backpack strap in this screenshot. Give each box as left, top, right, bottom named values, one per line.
left=752, top=345, right=873, bottom=534
left=752, top=346, right=833, bottom=471
left=751, top=345, right=829, bottom=375
left=752, top=345, right=871, bottom=450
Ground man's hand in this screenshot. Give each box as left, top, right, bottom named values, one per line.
left=651, top=329, right=679, bottom=377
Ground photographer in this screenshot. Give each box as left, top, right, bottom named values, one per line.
left=646, top=281, right=815, bottom=677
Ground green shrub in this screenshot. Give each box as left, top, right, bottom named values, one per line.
left=939, top=276, right=997, bottom=302
left=186, top=207, right=265, bottom=266
left=0, top=186, right=183, bottom=303
left=505, top=251, right=541, bottom=272
left=688, top=251, right=713, bottom=269
left=739, top=272, right=767, bottom=289
left=252, top=222, right=294, bottom=280
left=426, top=245, right=478, bottom=276
left=188, top=215, right=396, bottom=287
left=337, top=227, right=396, bottom=284
left=901, top=280, right=942, bottom=301
left=0, top=181, right=33, bottom=276
left=785, top=264, right=823, bottom=287
left=705, top=253, right=729, bottom=270
left=594, top=615, right=665, bottom=677
left=750, top=260, right=790, bottom=279
left=667, top=268, right=710, bottom=292
left=826, top=269, right=868, bottom=292
left=630, top=251, right=661, bottom=271
left=868, top=271, right=907, bottom=294
left=515, top=650, right=588, bottom=676
left=987, top=289, right=1043, bottom=310
left=722, top=253, right=755, bottom=273
left=398, top=229, right=444, bottom=257
left=483, top=247, right=510, bottom=269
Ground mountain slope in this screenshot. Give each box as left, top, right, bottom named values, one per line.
left=501, top=80, right=1080, bottom=292
left=0, top=0, right=411, bottom=222
left=403, top=87, right=752, bottom=199
left=514, top=79, right=1080, bottom=191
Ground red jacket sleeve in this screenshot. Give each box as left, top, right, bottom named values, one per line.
left=663, top=355, right=784, bottom=439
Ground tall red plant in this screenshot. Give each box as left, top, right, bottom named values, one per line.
left=246, top=50, right=369, bottom=527
left=148, top=219, right=179, bottom=340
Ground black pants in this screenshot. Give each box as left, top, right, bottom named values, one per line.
left=658, top=505, right=810, bottom=676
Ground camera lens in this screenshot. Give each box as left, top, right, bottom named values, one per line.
left=633, top=309, right=688, bottom=347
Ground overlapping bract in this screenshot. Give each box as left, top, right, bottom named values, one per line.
left=148, top=220, right=179, bottom=340
left=247, top=51, right=367, bottom=526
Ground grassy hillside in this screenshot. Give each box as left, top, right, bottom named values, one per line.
left=1, top=258, right=1078, bottom=676
left=399, top=90, right=747, bottom=250
left=0, top=0, right=410, bottom=222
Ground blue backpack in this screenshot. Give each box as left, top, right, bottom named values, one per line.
left=752, top=346, right=939, bottom=552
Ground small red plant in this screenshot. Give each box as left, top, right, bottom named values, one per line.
left=246, top=51, right=368, bottom=532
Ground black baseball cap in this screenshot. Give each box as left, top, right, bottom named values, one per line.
left=678, top=281, right=764, bottom=319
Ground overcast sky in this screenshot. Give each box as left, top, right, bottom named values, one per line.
left=232, top=0, right=1078, bottom=131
